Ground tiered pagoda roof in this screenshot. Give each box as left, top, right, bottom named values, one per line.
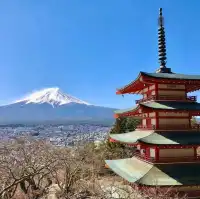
left=105, top=8, right=200, bottom=196
left=109, top=130, right=200, bottom=145
left=105, top=157, right=200, bottom=186
left=115, top=101, right=200, bottom=118
left=116, top=72, right=200, bottom=95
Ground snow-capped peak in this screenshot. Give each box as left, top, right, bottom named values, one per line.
left=15, top=87, right=91, bottom=106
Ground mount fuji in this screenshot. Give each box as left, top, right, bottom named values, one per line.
left=0, top=88, right=115, bottom=124
left=15, top=87, right=91, bottom=107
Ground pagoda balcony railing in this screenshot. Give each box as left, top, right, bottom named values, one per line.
left=137, top=124, right=200, bottom=130
left=135, top=95, right=197, bottom=104
left=187, top=95, right=197, bottom=101
left=133, top=152, right=200, bottom=163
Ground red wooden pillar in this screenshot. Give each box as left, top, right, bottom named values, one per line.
left=184, top=86, right=187, bottom=100
left=155, top=83, right=158, bottom=100
left=155, top=112, right=159, bottom=129
left=155, top=83, right=159, bottom=130
left=145, top=146, right=149, bottom=160
left=155, top=146, right=159, bottom=161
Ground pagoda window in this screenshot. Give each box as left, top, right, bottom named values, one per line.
left=158, top=90, right=185, bottom=97
left=159, top=112, right=189, bottom=117
left=159, top=118, right=189, bottom=124
left=159, top=148, right=194, bottom=159
left=159, top=118, right=190, bottom=129
left=158, top=84, right=185, bottom=90
left=149, top=148, right=156, bottom=158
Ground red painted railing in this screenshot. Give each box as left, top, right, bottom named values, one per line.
left=137, top=124, right=200, bottom=130
left=192, top=124, right=200, bottom=129
left=133, top=152, right=200, bottom=163
left=137, top=125, right=156, bottom=130
left=109, top=138, right=117, bottom=142
left=135, top=95, right=197, bottom=104
left=135, top=95, right=156, bottom=104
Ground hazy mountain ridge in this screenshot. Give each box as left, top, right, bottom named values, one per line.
left=0, top=88, right=115, bottom=124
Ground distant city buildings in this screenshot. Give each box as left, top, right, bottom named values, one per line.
left=0, top=124, right=111, bottom=147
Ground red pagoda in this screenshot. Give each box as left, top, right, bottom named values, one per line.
left=105, top=8, right=200, bottom=198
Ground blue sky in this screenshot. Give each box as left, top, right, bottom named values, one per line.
left=0, top=0, right=200, bottom=108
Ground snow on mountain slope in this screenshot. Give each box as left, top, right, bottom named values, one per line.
left=15, top=87, right=91, bottom=106
left=0, top=87, right=115, bottom=124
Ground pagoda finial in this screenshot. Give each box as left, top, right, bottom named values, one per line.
left=156, top=8, right=172, bottom=73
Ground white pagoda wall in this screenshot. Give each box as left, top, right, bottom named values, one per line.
left=151, top=118, right=156, bottom=125
left=149, top=112, right=156, bottom=117
left=142, top=119, right=146, bottom=126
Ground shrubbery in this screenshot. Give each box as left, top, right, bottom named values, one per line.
left=106, top=117, right=140, bottom=157
left=0, top=137, right=188, bottom=199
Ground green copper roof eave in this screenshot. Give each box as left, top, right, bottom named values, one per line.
left=141, top=72, right=200, bottom=80
left=116, top=72, right=143, bottom=92
left=105, top=157, right=153, bottom=183
left=109, top=130, right=153, bottom=144
left=116, top=71, right=200, bottom=92
left=114, top=105, right=138, bottom=114
left=105, top=157, right=200, bottom=186
left=140, top=101, right=200, bottom=111
left=115, top=101, right=200, bottom=115
left=140, top=131, right=200, bottom=145
left=109, top=130, right=200, bottom=145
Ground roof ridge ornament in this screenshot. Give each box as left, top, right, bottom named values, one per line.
left=156, top=8, right=172, bottom=73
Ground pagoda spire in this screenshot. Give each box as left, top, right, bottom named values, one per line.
left=156, top=8, right=172, bottom=73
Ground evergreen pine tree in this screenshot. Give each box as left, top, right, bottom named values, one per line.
left=126, top=117, right=140, bottom=131
left=110, top=117, right=129, bottom=134
left=107, top=116, right=141, bottom=150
